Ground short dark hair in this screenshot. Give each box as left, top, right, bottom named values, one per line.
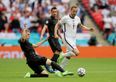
left=51, top=7, right=57, bottom=11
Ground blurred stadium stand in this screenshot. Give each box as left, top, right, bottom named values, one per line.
left=81, top=0, right=116, bottom=45
left=0, top=0, right=92, bottom=46
left=0, top=0, right=115, bottom=46
left=0, top=32, right=91, bottom=46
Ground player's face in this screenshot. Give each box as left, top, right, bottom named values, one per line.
left=51, top=9, right=58, bottom=18
left=24, top=29, right=30, bottom=39
left=71, top=7, right=77, bottom=18
left=26, top=30, right=30, bottom=39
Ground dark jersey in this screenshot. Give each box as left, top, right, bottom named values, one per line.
left=45, top=16, right=58, bottom=37
left=18, top=39, right=39, bottom=62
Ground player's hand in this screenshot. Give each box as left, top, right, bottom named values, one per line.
left=40, top=36, right=43, bottom=40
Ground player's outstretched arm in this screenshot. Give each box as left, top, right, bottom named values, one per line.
left=33, top=37, right=48, bottom=48
left=40, top=25, right=47, bottom=40
left=54, top=21, right=60, bottom=38
left=80, top=24, right=94, bottom=31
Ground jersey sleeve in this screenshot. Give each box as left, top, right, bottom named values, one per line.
left=18, top=39, right=25, bottom=43
left=78, top=16, right=81, bottom=25
left=76, top=16, right=82, bottom=27
left=59, top=16, right=66, bottom=24
left=44, top=19, right=49, bottom=25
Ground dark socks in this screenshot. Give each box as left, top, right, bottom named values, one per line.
left=51, top=54, right=59, bottom=62
left=30, top=73, right=49, bottom=77
left=66, top=57, right=70, bottom=59
left=51, top=61, right=64, bottom=72
left=51, top=54, right=60, bottom=70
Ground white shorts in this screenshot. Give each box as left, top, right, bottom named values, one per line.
left=62, top=36, right=77, bottom=51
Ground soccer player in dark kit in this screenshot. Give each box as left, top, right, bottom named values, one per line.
left=19, top=28, right=73, bottom=78
left=40, top=7, right=64, bottom=72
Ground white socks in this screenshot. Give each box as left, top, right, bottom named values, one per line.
left=60, top=57, right=69, bottom=68
left=59, top=51, right=75, bottom=68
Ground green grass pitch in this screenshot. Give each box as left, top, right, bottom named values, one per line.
left=0, top=58, right=116, bottom=82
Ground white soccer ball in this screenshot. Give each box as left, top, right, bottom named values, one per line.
left=77, top=68, right=86, bottom=77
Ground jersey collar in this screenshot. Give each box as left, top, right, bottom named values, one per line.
left=69, top=15, right=75, bottom=19
left=51, top=16, right=55, bottom=19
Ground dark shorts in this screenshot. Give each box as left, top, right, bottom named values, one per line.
left=48, top=37, right=62, bottom=53
left=27, top=56, right=47, bottom=74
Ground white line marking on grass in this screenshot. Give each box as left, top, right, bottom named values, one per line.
left=89, top=71, right=116, bottom=73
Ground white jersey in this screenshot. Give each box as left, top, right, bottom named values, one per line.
left=59, top=15, right=81, bottom=51
left=59, top=15, right=81, bottom=37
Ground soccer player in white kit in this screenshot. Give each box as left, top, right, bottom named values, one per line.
left=54, top=5, right=94, bottom=68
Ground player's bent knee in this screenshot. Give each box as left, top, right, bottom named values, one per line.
left=73, top=49, right=80, bottom=56
left=54, top=50, right=60, bottom=54
left=76, top=51, right=80, bottom=56
left=41, top=70, right=48, bottom=75
left=46, top=59, right=52, bottom=65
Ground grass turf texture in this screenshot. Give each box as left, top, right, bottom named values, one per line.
left=0, top=58, right=116, bottom=82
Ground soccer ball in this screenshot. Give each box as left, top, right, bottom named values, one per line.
left=77, top=68, right=86, bottom=77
